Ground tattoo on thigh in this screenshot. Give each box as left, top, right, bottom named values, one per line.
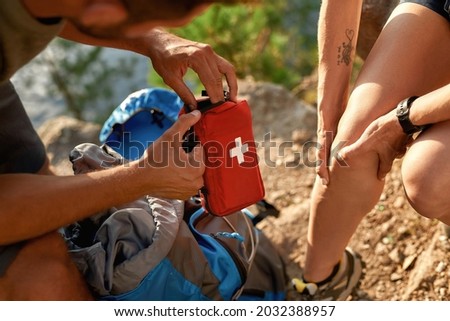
left=337, top=29, right=354, bottom=66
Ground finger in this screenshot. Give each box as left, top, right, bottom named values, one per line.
left=316, top=132, right=334, bottom=185
left=339, top=138, right=366, bottom=161
left=192, top=51, right=226, bottom=103
left=338, top=145, right=352, bottom=162
left=338, top=146, right=355, bottom=170
left=316, top=161, right=330, bottom=186
left=218, top=57, right=238, bottom=102
left=315, top=146, right=330, bottom=185
left=197, top=60, right=224, bottom=104
left=189, top=175, right=204, bottom=194
left=164, top=110, right=201, bottom=142
left=164, top=75, right=197, bottom=107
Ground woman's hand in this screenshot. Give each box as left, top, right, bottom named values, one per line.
left=340, top=109, right=411, bottom=180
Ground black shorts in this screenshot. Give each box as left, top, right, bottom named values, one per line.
left=0, top=80, right=46, bottom=276
left=400, top=0, right=450, bottom=21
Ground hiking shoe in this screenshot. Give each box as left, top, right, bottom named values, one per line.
left=292, top=248, right=363, bottom=301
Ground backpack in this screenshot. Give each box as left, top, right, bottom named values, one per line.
left=99, top=88, right=182, bottom=161
left=64, top=88, right=288, bottom=300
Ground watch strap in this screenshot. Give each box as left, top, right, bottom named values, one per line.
left=396, top=96, right=424, bottom=135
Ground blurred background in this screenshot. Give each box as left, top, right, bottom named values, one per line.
left=11, top=0, right=321, bottom=127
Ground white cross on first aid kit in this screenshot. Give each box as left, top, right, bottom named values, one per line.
left=229, top=137, right=249, bottom=164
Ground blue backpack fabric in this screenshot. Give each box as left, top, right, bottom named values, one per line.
left=99, top=88, right=183, bottom=160
left=65, top=88, right=288, bottom=301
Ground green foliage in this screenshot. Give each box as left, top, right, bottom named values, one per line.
left=149, top=0, right=320, bottom=93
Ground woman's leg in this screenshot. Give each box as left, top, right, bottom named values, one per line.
left=304, top=3, right=450, bottom=283
left=402, top=120, right=450, bottom=224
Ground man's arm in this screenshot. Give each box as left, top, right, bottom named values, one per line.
left=60, top=23, right=238, bottom=106
left=59, top=22, right=144, bottom=54
left=0, top=111, right=204, bottom=245
left=316, top=0, right=363, bottom=184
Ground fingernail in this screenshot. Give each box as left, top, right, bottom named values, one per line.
left=321, top=178, right=328, bottom=186
left=191, top=110, right=201, bottom=117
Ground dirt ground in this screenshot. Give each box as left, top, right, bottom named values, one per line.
left=244, top=84, right=450, bottom=301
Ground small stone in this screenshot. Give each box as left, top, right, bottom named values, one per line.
left=402, top=255, right=417, bottom=271
left=393, top=196, right=405, bottom=208
left=439, top=235, right=448, bottom=242
left=270, top=190, right=285, bottom=200
left=388, top=248, right=403, bottom=264
left=390, top=272, right=403, bottom=282
left=382, top=236, right=393, bottom=245
left=397, top=226, right=409, bottom=235
left=356, top=289, right=366, bottom=298
left=381, top=222, right=391, bottom=234
left=380, top=255, right=392, bottom=266
left=392, top=180, right=401, bottom=189
left=441, top=224, right=450, bottom=238
left=435, top=261, right=447, bottom=273
left=361, top=243, right=371, bottom=250
left=434, top=278, right=446, bottom=288
left=376, top=282, right=386, bottom=292
left=439, top=288, right=447, bottom=297
left=379, top=193, right=387, bottom=201
left=404, top=244, right=417, bottom=256
left=375, top=243, right=387, bottom=255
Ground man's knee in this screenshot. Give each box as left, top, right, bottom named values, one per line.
left=1, top=232, right=92, bottom=300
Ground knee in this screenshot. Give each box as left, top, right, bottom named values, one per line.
left=5, top=232, right=92, bottom=300
left=402, top=161, right=449, bottom=220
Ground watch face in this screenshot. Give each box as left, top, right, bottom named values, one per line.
left=396, top=101, right=408, bottom=117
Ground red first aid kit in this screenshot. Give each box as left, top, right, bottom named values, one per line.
left=182, top=95, right=265, bottom=216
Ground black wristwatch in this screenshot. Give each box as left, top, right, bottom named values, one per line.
left=396, top=96, right=427, bottom=135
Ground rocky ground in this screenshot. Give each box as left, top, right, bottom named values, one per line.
left=40, top=80, right=449, bottom=301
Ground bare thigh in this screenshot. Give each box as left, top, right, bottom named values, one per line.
left=335, top=3, right=450, bottom=145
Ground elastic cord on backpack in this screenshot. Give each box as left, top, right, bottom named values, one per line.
left=223, top=214, right=258, bottom=300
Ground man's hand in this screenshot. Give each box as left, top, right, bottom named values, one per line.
left=135, top=110, right=205, bottom=200
left=339, top=109, right=410, bottom=180
left=147, top=30, right=238, bottom=106
left=60, top=25, right=238, bottom=106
